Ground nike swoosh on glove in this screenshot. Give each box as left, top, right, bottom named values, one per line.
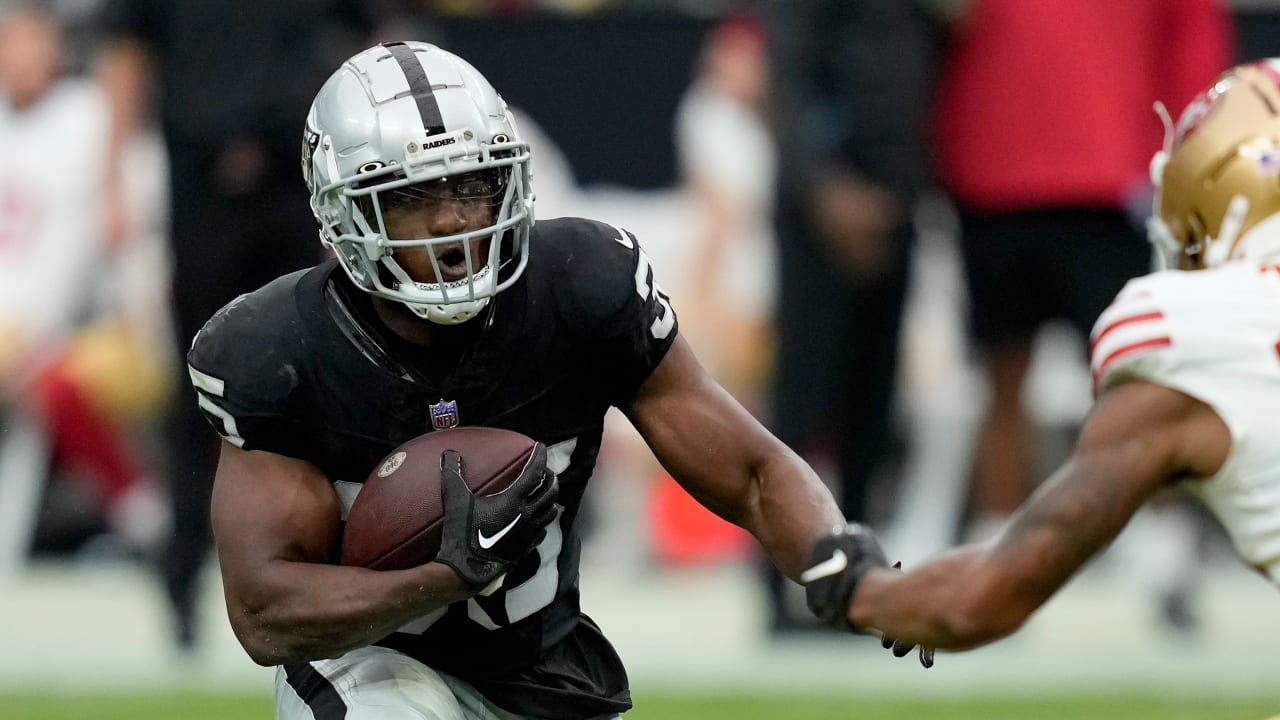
left=435, top=443, right=559, bottom=588
left=801, top=522, right=888, bottom=631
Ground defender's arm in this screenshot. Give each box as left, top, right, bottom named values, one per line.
left=847, top=380, right=1229, bottom=649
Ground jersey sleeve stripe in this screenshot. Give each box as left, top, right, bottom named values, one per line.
left=196, top=391, right=246, bottom=447
left=1089, top=310, right=1165, bottom=355
left=1091, top=335, right=1173, bottom=382
left=188, top=365, right=226, bottom=396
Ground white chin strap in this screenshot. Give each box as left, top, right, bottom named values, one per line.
left=398, top=264, right=497, bottom=325
left=403, top=296, right=491, bottom=325
left=1204, top=194, right=1250, bottom=267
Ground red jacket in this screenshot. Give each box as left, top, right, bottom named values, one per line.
left=933, top=0, right=1232, bottom=211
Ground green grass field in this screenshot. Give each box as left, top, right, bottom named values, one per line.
left=3, top=689, right=1277, bottom=720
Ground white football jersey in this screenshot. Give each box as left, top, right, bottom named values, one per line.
left=1090, top=263, right=1280, bottom=586
left=0, top=79, right=109, bottom=347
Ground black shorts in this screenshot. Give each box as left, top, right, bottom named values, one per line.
left=959, top=206, right=1151, bottom=352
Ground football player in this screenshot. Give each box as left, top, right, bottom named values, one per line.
left=804, top=59, right=1280, bottom=653
left=188, top=42, right=915, bottom=720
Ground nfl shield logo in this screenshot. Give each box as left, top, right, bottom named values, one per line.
left=430, top=398, right=460, bottom=430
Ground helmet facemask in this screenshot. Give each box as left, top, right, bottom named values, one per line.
left=303, top=42, right=534, bottom=325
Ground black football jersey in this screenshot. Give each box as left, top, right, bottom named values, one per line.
left=187, top=217, right=678, bottom=719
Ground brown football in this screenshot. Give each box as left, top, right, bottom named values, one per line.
left=340, top=426, right=538, bottom=570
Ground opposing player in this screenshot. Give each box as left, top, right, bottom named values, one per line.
left=187, top=42, right=913, bottom=720
left=801, top=59, right=1280, bottom=652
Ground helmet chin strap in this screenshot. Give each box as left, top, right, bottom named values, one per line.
left=1205, top=194, right=1250, bottom=267
left=404, top=296, right=490, bottom=325
left=1146, top=215, right=1182, bottom=270
left=396, top=263, right=497, bottom=325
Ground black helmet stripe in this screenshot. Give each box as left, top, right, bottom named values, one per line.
left=383, top=42, right=446, bottom=136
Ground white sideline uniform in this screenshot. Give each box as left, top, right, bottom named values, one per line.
left=1090, top=262, right=1280, bottom=585
left=275, top=646, right=622, bottom=720
left=0, top=79, right=108, bottom=349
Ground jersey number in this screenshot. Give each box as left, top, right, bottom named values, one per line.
left=189, top=365, right=246, bottom=447
left=634, top=247, right=675, bottom=340
left=612, top=223, right=675, bottom=340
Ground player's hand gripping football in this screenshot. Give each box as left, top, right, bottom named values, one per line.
left=436, top=443, right=559, bottom=589
left=801, top=523, right=935, bottom=668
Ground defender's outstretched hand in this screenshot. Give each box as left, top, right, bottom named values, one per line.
left=880, top=563, right=936, bottom=668
left=436, top=443, right=559, bottom=588
left=881, top=632, right=936, bottom=668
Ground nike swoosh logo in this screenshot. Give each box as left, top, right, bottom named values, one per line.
left=800, top=549, right=848, bottom=584
left=610, top=224, right=634, bottom=249
left=478, top=514, right=522, bottom=549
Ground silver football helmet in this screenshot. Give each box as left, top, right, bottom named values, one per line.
left=302, top=41, right=533, bottom=324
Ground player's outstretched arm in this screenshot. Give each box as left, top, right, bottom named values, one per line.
left=211, top=440, right=476, bottom=666
left=844, top=380, right=1229, bottom=650
left=623, top=336, right=844, bottom=581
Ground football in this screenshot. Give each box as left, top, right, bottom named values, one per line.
left=340, top=426, right=539, bottom=570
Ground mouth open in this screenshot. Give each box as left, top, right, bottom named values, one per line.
left=435, top=246, right=471, bottom=282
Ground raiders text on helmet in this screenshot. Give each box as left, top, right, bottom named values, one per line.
left=302, top=42, right=534, bottom=324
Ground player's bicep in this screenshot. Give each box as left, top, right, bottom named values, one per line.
left=211, top=441, right=342, bottom=598
left=624, top=337, right=781, bottom=523
left=1075, top=380, right=1228, bottom=485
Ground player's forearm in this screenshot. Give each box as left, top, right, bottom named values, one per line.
left=229, top=560, right=472, bottom=666
left=848, top=546, right=1030, bottom=650
left=749, top=451, right=846, bottom=580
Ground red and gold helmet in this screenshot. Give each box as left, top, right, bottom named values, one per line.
left=1151, top=59, right=1280, bottom=269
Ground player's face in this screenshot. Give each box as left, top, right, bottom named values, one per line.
left=380, top=171, right=505, bottom=285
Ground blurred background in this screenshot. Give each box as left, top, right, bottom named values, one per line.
left=2, top=0, right=1279, bottom=716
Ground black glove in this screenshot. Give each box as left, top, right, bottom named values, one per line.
left=804, top=526, right=937, bottom=669
left=436, top=443, right=559, bottom=588
left=882, top=633, right=936, bottom=668
left=801, top=523, right=888, bottom=631
left=879, top=562, right=936, bottom=669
